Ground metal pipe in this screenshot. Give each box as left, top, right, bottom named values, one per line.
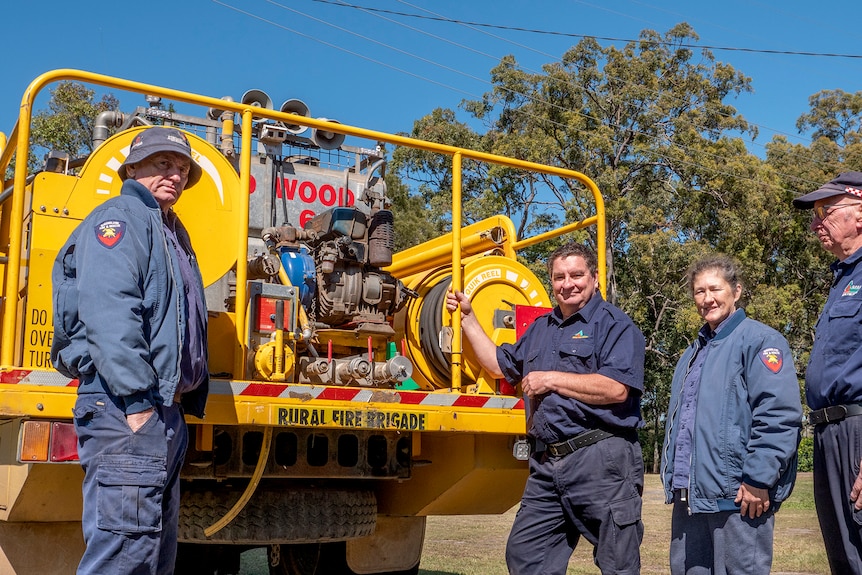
left=0, top=175, right=36, bottom=206
left=231, top=110, right=254, bottom=379
left=386, top=217, right=516, bottom=279
left=451, top=152, right=463, bottom=392
left=1, top=88, right=34, bottom=366
left=92, top=110, right=126, bottom=147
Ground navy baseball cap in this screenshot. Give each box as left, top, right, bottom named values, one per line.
left=118, top=127, right=202, bottom=186
left=792, top=172, right=862, bottom=209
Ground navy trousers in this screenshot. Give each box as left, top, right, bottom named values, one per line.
left=814, top=416, right=862, bottom=575
left=505, top=434, right=644, bottom=575
left=74, top=392, right=188, bottom=575
left=669, top=500, right=774, bottom=575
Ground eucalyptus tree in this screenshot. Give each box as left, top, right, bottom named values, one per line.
left=392, top=23, right=766, bottom=470
left=31, top=81, right=119, bottom=162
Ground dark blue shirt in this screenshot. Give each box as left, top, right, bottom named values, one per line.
left=496, top=292, right=645, bottom=443
left=807, top=247, right=862, bottom=410
left=163, top=213, right=207, bottom=395
left=670, top=311, right=736, bottom=490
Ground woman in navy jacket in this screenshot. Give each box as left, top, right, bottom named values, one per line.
left=661, top=254, right=802, bottom=575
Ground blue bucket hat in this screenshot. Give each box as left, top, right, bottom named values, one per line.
left=117, top=127, right=202, bottom=187
left=792, top=172, right=862, bottom=209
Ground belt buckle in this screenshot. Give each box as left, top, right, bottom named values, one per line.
left=548, top=441, right=570, bottom=458
left=825, top=405, right=848, bottom=423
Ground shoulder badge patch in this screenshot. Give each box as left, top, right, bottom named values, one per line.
left=760, top=347, right=783, bottom=373
left=94, top=220, right=126, bottom=249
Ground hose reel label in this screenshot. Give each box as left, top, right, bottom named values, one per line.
left=277, top=407, right=426, bottom=430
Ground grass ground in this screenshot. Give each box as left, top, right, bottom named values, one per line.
left=238, top=472, right=828, bottom=574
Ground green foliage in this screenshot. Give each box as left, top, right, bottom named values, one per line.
left=386, top=172, right=442, bottom=251
left=30, top=81, right=119, bottom=168
left=797, top=436, right=814, bottom=474
left=796, top=89, right=862, bottom=146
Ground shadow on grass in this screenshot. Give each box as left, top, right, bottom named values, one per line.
left=419, top=571, right=460, bottom=575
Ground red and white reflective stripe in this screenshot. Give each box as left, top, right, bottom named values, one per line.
left=214, top=380, right=524, bottom=409
left=1, top=371, right=525, bottom=410
left=0, top=370, right=79, bottom=386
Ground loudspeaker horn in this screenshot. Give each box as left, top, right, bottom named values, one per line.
left=241, top=89, right=273, bottom=121
left=279, top=99, right=311, bottom=135
left=207, top=96, right=235, bottom=120
left=311, top=118, right=346, bottom=150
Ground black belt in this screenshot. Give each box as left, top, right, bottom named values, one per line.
left=546, top=429, right=615, bottom=458
left=808, top=403, right=862, bottom=426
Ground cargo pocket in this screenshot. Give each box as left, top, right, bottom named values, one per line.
left=610, top=495, right=642, bottom=528
left=96, top=454, right=166, bottom=534
left=601, top=496, right=644, bottom=574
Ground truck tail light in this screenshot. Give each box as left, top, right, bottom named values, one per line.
left=19, top=420, right=79, bottom=463
left=50, top=422, right=80, bottom=462
left=20, top=421, right=50, bottom=461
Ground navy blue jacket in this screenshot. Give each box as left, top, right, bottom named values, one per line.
left=661, top=310, right=802, bottom=513
left=51, top=179, right=208, bottom=418
left=806, top=248, right=862, bottom=410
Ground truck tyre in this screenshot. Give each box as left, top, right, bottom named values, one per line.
left=179, top=486, right=376, bottom=543
left=267, top=542, right=420, bottom=575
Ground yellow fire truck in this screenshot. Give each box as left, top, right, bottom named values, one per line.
left=0, top=70, right=607, bottom=574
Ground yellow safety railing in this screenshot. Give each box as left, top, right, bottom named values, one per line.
left=0, top=69, right=606, bottom=389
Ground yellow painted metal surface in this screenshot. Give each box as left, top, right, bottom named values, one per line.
left=377, top=433, right=528, bottom=515
left=394, top=250, right=551, bottom=392
left=388, top=215, right=518, bottom=278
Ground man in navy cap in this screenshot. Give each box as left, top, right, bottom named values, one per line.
left=52, top=126, right=209, bottom=574
left=793, top=171, right=862, bottom=574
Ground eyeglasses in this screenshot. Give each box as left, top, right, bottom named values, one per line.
left=813, top=202, right=862, bottom=221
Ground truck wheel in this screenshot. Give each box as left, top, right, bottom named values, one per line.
left=179, top=486, right=376, bottom=543
left=267, top=543, right=420, bottom=575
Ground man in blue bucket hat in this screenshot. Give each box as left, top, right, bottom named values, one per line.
left=52, top=126, right=209, bottom=574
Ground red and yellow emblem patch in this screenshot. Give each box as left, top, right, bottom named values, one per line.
left=760, top=347, right=783, bottom=373
left=94, top=220, right=126, bottom=249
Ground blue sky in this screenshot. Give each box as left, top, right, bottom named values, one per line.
left=2, top=0, right=861, bottom=157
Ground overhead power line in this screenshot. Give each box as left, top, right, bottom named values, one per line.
left=313, top=0, right=862, bottom=60
left=212, top=0, right=845, bottom=193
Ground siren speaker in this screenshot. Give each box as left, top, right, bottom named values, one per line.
left=207, top=96, right=235, bottom=120
left=279, top=99, right=311, bottom=135
left=241, top=89, right=273, bottom=121
left=311, top=118, right=346, bottom=150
